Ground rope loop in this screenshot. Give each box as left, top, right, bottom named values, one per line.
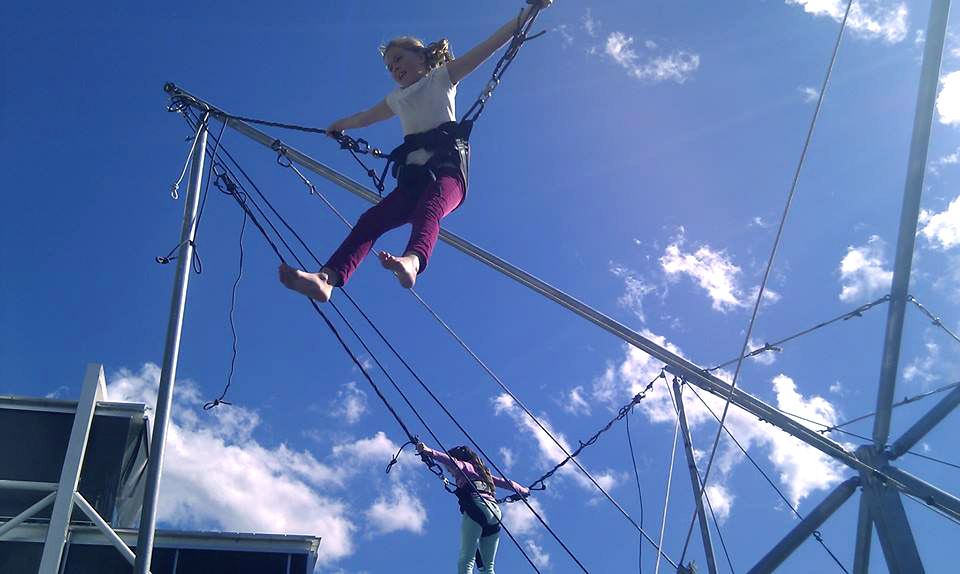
left=386, top=439, right=417, bottom=474
left=154, top=239, right=202, bottom=274
left=202, top=398, right=233, bottom=410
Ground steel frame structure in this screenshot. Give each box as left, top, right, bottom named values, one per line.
left=148, top=1, right=957, bottom=571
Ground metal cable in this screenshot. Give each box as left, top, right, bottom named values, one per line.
left=908, top=295, right=960, bottom=346
left=706, top=296, right=889, bottom=372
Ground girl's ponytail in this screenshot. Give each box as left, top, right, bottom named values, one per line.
left=424, top=38, right=454, bottom=70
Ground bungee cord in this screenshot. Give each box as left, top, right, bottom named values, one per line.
left=625, top=410, right=645, bottom=574
left=681, top=0, right=856, bottom=563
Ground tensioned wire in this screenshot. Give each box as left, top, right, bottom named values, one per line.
left=178, top=112, right=548, bottom=573
left=680, top=0, right=856, bottom=563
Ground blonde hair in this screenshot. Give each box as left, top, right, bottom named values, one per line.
left=380, top=36, right=454, bottom=71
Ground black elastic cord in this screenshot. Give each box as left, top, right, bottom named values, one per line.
left=625, top=410, right=644, bottom=574
left=203, top=178, right=247, bottom=410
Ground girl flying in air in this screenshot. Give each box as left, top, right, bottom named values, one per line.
left=279, top=1, right=552, bottom=302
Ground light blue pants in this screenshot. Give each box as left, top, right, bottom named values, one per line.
left=458, top=498, right=502, bottom=574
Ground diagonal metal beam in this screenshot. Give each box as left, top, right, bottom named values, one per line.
left=882, top=465, right=960, bottom=523
left=873, top=0, right=952, bottom=447
left=746, top=477, right=858, bottom=574
left=888, top=382, right=960, bottom=459
left=673, top=381, right=718, bottom=574
left=852, top=490, right=873, bottom=574
left=861, top=473, right=924, bottom=574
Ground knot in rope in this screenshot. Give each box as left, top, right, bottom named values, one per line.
left=202, top=397, right=233, bottom=410
left=155, top=239, right=202, bottom=274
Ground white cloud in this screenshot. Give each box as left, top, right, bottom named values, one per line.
left=595, top=334, right=847, bottom=513
left=611, top=264, right=655, bottom=322
left=704, top=484, right=734, bottom=522
left=563, top=385, right=592, bottom=416
left=767, top=374, right=846, bottom=504
left=501, top=497, right=548, bottom=536
left=583, top=8, right=599, bottom=37
left=499, top=447, right=515, bottom=472
left=786, top=0, right=908, bottom=44
left=829, top=381, right=845, bottom=395
left=838, top=235, right=893, bottom=302
left=107, top=365, right=356, bottom=562
left=937, top=70, right=960, bottom=125
left=106, top=365, right=428, bottom=565
left=918, top=195, right=960, bottom=250
left=525, top=539, right=552, bottom=569
left=602, top=32, right=700, bottom=84
left=660, top=241, right=748, bottom=312
left=929, top=147, right=960, bottom=175
left=555, top=24, right=574, bottom=48
left=45, top=385, right=70, bottom=399
left=330, top=382, right=368, bottom=424
left=800, top=85, right=820, bottom=103
left=364, top=488, right=427, bottom=535
left=493, top=394, right=618, bottom=493
left=903, top=341, right=942, bottom=386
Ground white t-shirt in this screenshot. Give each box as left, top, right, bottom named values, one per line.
left=385, top=64, right=457, bottom=166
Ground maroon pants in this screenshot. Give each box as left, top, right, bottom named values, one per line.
left=324, top=169, right=464, bottom=285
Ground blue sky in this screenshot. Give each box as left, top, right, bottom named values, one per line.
left=3, top=1, right=960, bottom=572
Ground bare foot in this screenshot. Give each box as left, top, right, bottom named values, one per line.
left=278, top=262, right=335, bottom=302
left=378, top=251, right=419, bottom=288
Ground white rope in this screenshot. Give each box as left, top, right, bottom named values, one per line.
left=655, top=408, right=682, bottom=574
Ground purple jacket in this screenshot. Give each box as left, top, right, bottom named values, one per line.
left=421, top=446, right=528, bottom=498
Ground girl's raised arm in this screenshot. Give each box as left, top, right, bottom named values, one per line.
left=326, top=99, right=395, bottom=136
left=446, top=1, right=552, bottom=86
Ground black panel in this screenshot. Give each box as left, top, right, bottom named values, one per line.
left=0, top=409, right=139, bottom=524
left=62, top=544, right=176, bottom=574
left=176, top=548, right=290, bottom=574
left=0, top=541, right=43, bottom=574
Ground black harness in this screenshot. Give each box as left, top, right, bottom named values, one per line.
left=380, top=120, right=472, bottom=197
left=454, top=480, right=501, bottom=538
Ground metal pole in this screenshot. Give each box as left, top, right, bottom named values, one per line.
left=746, top=477, right=858, bottom=574
left=852, top=491, right=873, bottom=574
left=673, top=381, right=718, bottom=574
left=873, top=0, right=952, bottom=447
left=133, top=118, right=208, bottom=574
